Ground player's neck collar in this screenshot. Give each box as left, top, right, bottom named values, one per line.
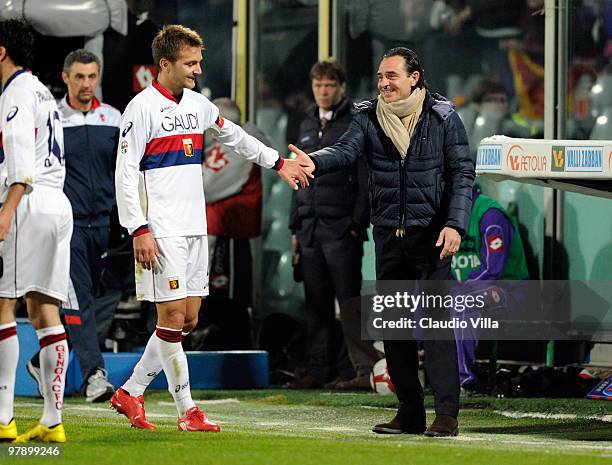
left=152, top=79, right=181, bottom=104
left=3, top=68, right=28, bottom=91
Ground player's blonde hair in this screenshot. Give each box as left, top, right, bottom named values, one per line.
left=151, top=24, right=204, bottom=66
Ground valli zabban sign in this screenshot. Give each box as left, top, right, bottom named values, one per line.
left=476, top=136, right=612, bottom=179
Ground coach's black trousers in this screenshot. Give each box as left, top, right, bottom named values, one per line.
left=300, top=232, right=363, bottom=382
left=373, top=226, right=459, bottom=420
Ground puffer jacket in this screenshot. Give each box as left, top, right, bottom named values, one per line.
left=312, top=91, right=474, bottom=235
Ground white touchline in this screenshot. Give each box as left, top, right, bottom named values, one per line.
left=157, top=398, right=240, bottom=406
left=496, top=410, right=612, bottom=423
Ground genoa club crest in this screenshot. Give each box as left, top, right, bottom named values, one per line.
left=183, top=138, right=194, bottom=157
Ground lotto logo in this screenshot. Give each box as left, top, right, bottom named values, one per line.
left=488, top=236, right=504, bottom=252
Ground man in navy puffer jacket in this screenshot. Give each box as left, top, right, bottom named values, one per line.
left=290, top=47, right=474, bottom=436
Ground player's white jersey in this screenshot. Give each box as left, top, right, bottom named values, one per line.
left=116, top=80, right=279, bottom=238
left=0, top=70, right=65, bottom=199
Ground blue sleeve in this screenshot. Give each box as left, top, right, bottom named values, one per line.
left=466, top=208, right=513, bottom=281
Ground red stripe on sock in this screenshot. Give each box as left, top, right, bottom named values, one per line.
left=39, top=332, right=67, bottom=348
left=64, top=315, right=81, bottom=325
left=156, top=327, right=182, bottom=343
left=0, top=326, right=17, bottom=342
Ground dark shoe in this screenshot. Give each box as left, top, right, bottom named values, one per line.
left=372, top=412, right=426, bottom=434
left=334, top=375, right=372, bottom=392
left=323, top=377, right=343, bottom=390
left=424, top=415, right=459, bottom=437
left=286, top=374, right=323, bottom=389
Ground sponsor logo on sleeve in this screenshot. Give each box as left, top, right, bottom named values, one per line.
left=487, top=235, right=504, bottom=252
left=6, top=106, right=18, bottom=122
left=121, top=121, right=133, bottom=138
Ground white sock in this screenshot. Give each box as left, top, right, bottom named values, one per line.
left=155, top=326, right=195, bottom=417
left=122, top=332, right=163, bottom=397
left=0, top=322, right=18, bottom=425
left=37, top=325, right=68, bottom=427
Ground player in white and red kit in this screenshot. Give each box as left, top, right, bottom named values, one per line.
left=0, top=20, right=71, bottom=443
left=110, top=24, right=311, bottom=432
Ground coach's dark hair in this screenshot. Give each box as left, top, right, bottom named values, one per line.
left=309, top=59, right=346, bottom=85
left=63, top=49, right=101, bottom=74
left=0, top=19, right=35, bottom=68
left=382, top=47, right=428, bottom=90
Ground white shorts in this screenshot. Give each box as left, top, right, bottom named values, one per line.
left=136, top=235, right=209, bottom=302
left=0, top=186, right=73, bottom=302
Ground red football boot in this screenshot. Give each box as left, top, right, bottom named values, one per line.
left=177, top=406, right=220, bottom=432
left=110, top=388, right=157, bottom=430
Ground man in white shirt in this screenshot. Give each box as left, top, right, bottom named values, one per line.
left=110, top=24, right=310, bottom=432
left=0, top=19, right=72, bottom=444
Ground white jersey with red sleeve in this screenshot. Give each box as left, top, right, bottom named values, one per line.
left=115, top=81, right=280, bottom=238
left=0, top=70, right=65, bottom=199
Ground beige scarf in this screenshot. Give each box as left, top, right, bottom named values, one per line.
left=376, top=87, right=426, bottom=158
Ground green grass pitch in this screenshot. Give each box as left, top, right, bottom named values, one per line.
left=3, top=390, right=612, bottom=465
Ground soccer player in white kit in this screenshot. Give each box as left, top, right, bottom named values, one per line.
left=0, top=20, right=72, bottom=443
left=110, top=24, right=311, bottom=432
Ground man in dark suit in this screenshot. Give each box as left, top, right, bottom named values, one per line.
left=287, top=60, right=370, bottom=389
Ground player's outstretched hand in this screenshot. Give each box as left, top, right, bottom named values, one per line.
left=278, top=157, right=313, bottom=190
left=134, top=232, right=160, bottom=272
left=288, top=144, right=315, bottom=174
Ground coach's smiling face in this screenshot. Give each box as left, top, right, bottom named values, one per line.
left=159, top=45, right=202, bottom=95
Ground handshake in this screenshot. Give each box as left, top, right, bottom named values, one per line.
left=276, top=144, right=316, bottom=190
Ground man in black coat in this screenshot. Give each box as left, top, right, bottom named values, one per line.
left=290, top=48, right=474, bottom=436
left=287, top=60, right=371, bottom=389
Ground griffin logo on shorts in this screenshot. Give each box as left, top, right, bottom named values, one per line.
left=183, top=138, right=194, bottom=157
left=169, top=277, right=180, bottom=290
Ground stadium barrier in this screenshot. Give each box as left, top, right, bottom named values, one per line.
left=15, top=320, right=269, bottom=396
